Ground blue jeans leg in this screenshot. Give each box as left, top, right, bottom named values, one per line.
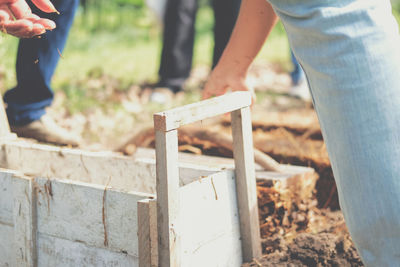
left=3, top=0, right=79, bottom=126
left=289, top=50, right=304, bottom=85
left=267, top=0, right=400, bottom=266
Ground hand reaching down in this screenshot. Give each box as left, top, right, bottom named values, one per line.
left=202, top=65, right=256, bottom=104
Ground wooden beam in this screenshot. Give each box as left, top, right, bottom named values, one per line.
left=155, top=130, right=180, bottom=267
left=154, top=92, right=251, bottom=131
left=231, top=107, right=262, bottom=261
left=0, top=97, right=13, bottom=139
left=12, top=175, right=37, bottom=267
left=138, top=199, right=158, bottom=267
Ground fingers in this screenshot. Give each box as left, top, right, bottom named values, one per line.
left=203, top=74, right=256, bottom=105
left=26, top=16, right=56, bottom=30
left=8, top=0, right=31, bottom=19
left=31, top=0, right=58, bottom=13
left=202, top=81, right=228, bottom=100
left=0, top=4, right=12, bottom=21
left=0, top=1, right=55, bottom=37
left=1, top=19, right=34, bottom=37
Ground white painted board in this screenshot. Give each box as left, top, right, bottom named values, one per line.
left=179, top=170, right=243, bottom=267
left=34, top=177, right=154, bottom=258
left=37, top=233, right=137, bottom=267
left=2, top=142, right=157, bottom=194
left=0, top=169, right=13, bottom=225
left=0, top=224, right=14, bottom=267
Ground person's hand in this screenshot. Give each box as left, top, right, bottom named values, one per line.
left=0, top=0, right=57, bottom=38
left=202, top=64, right=256, bottom=103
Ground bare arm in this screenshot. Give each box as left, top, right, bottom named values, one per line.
left=203, top=0, right=278, bottom=100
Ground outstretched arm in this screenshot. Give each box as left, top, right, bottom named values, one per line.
left=203, top=0, right=278, bottom=100
left=0, top=0, right=57, bottom=38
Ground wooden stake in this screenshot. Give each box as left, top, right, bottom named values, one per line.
left=138, top=199, right=158, bottom=267
left=155, top=129, right=180, bottom=267
left=0, top=97, right=11, bottom=138
left=231, top=107, right=262, bottom=261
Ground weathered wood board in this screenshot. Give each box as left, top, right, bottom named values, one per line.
left=0, top=141, right=157, bottom=194
left=34, top=177, right=154, bottom=260
left=154, top=91, right=252, bottom=131
left=37, top=233, right=137, bottom=267
left=179, top=170, right=243, bottom=267
left=0, top=223, right=14, bottom=267
left=0, top=169, right=13, bottom=225
left=0, top=142, right=314, bottom=194
left=0, top=169, right=155, bottom=267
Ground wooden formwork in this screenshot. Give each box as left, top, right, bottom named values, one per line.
left=0, top=93, right=315, bottom=266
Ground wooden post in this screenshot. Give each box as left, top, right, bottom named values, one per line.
left=138, top=199, right=158, bottom=267
left=12, top=175, right=37, bottom=267
left=0, top=97, right=11, bottom=138
left=154, top=129, right=180, bottom=267
left=231, top=107, right=262, bottom=261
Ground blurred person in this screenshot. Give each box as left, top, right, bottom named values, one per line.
left=0, top=0, right=56, bottom=38
left=3, top=0, right=81, bottom=146
left=150, top=0, right=241, bottom=102
left=204, top=0, right=400, bottom=265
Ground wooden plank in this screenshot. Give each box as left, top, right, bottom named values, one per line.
left=34, top=177, right=153, bottom=257
left=1, top=142, right=312, bottom=197
left=2, top=141, right=157, bottom=194
left=0, top=224, right=15, bottom=267
left=37, top=233, right=137, bottom=266
left=0, top=97, right=11, bottom=138
left=138, top=199, right=158, bottom=267
left=13, top=174, right=37, bottom=267
left=148, top=199, right=158, bottom=267
left=179, top=170, right=243, bottom=267
left=0, top=169, right=14, bottom=225
left=154, top=92, right=251, bottom=131
left=135, top=147, right=314, bottom=178
left=231, top=107, right=261, bottom=261
left=155, top=130, right=180, bottom=267
left=2, top=142, right=256, bottom=194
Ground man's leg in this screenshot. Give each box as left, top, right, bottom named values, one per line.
left=267, top=0, right=400, bottom=265
left=289, top=50, right=310, bottom=101
left=289, top=51, right=304, bottom=86
left=158, top=0, right=198, bottom=92
left=211, top=0, right=241, bottom=68
left=4, top=0, right=80, bottom=145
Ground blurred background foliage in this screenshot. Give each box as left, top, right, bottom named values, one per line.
left=1, top=0, right=400, bottom=113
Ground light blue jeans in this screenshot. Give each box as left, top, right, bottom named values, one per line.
left=266, top=0, right=400, bottom=266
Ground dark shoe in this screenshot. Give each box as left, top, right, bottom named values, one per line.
left=10, top=115, right=81, bottom=147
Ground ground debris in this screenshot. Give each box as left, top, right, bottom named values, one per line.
left=244, top=233, right=363, bottom=267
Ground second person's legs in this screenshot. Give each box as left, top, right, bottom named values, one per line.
left=212, top=0, right=241, bottom=67
left=158, top=0, right=198, bottom=92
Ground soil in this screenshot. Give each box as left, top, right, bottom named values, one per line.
left=254, top=174, right=363, bottom=266
left=245, top=233, right=363, bottom=267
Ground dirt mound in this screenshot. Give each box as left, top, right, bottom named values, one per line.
left=245, top=233, right=363, bottom=267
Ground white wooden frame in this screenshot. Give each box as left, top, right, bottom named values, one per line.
left=0, top=92, right=315, bottom=266
left=153, top=91, right=261, bottom=266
